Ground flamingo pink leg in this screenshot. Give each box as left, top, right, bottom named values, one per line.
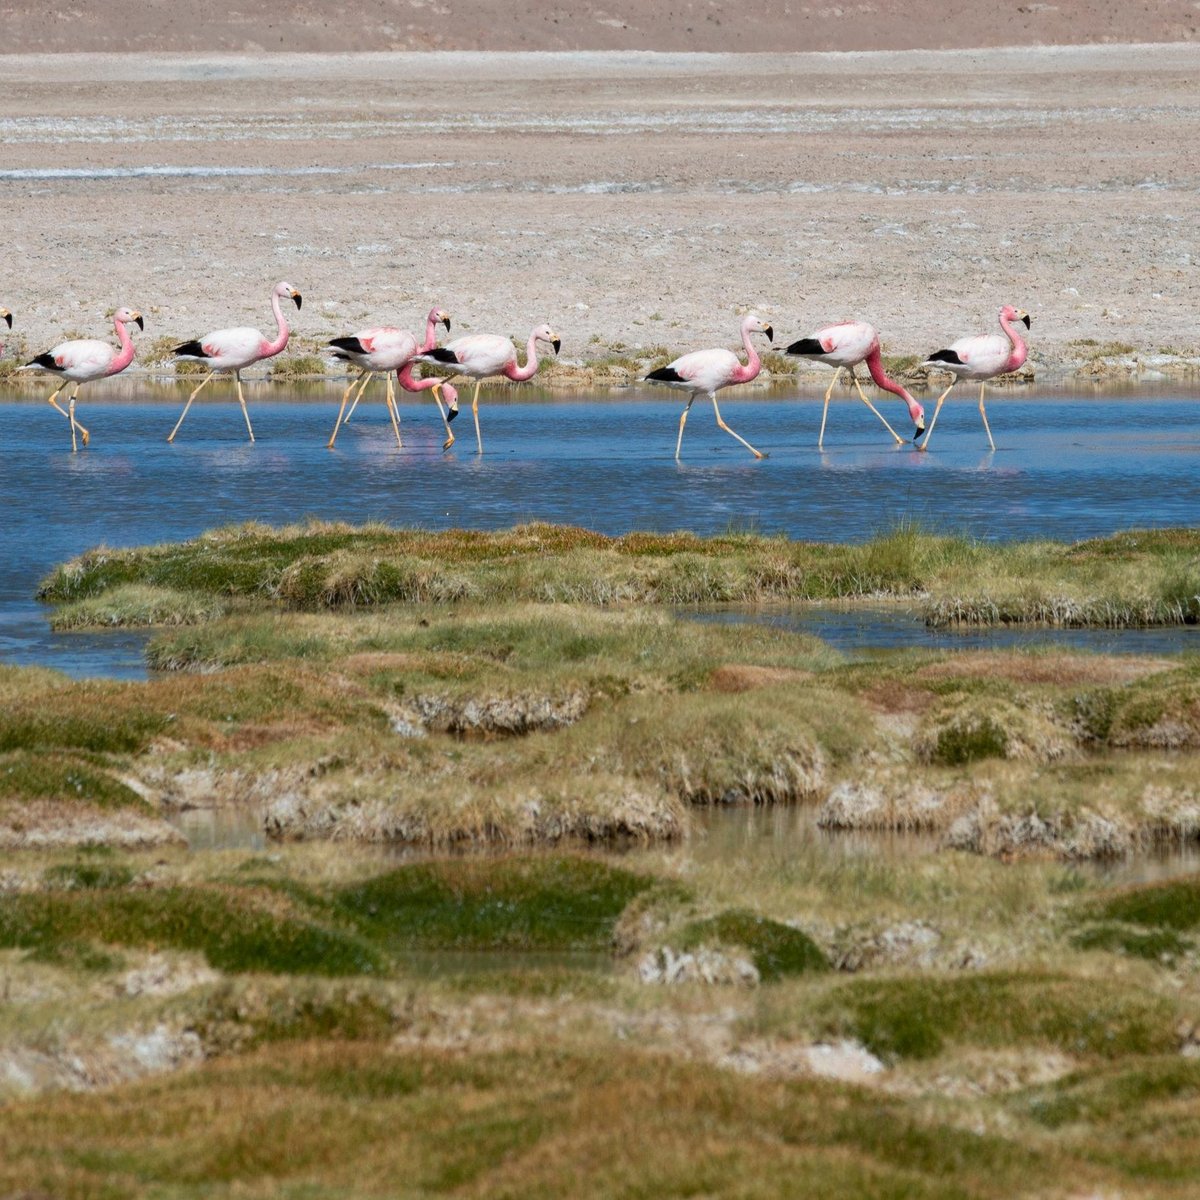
left=675, top=396, right=696, bottom=459
left=385, top=371, right=402, bottom=448
left=979, top=382, right=995, bottom=451
left=710, top=393, right=765, bottom=459
left=432, top=386, right=455, bottom=450
left=328, top=370, right=370, bottom=448
left=168, top=371, right=215, bottom=443
left=818, top=367, right=841, bottom=449
left=847, top=371, right=904, bottom=444
left=470, top=380, right=483, bottom=454
left=234, top=372, right=255, bottom=442
left=918, top=382, right=957, bottom=452
left=343, top=371, right=375, bottom=425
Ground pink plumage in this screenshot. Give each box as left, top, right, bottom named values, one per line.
left=920, top=305, right=1031, bottom=451
left=786, top=320, right=925, bottom=447
left=22, top=306, right=143, bottom=452
left=167, top=280, right=302, bottom=444
left=646, top=314, right=772, bottom=460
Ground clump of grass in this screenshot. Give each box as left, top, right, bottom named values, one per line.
left=332, top=856, right=669, bottom=952
left=773, top=971, right=1181, bottom=1062
left=1085, top=877, right=1200, bottom=931
left=42, top=860, right=136, bottom=890
left=270, top=353, right=327, bottom=380
left=677, top=909, right=828, bottom=980
left=49, top=584, right=226, bottom=630
left=914, top=697, right=1075, bottom=765
left=0, top=751, right=149, bottom=810
left=0, top=884, right=383, bottom=976
left=1070, top=922, right=1192, bottom=963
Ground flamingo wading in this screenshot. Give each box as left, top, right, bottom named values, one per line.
left=327, top=307, right=453, bottom=449
left=646, top=314, right=772, bottom=460
left=785, top=321, right=925, bottom=447
left=413, top=324, right=561, bottom=453
left=168, top=281, right=301, bottom=443
left=22, top=307, right=143, bottom=452
left=919, top=305, right=1031, bottom=451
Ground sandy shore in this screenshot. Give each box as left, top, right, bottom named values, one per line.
left=1, top=46, right=1198, bottom=370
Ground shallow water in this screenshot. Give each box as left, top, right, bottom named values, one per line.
left=2, top=390, right=1199, bottom=678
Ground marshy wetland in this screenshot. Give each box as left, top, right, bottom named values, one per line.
left=4, top=514, right=1200, bottom=1196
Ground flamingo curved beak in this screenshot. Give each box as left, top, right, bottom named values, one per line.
left=1, top=309, right=11, bottom=329
left=763, top=324, right=774, bottom=342
left=1021, top=313, right=1031, bottom=329
left=914, top=423, right=926, bottom=440
left=133, top=312, right=145, bottom=331
left=551, top=337, right=561, bottom=355
left=442, top=315, right=452, bottom=331
left=291, top=291, right=303, bottom=310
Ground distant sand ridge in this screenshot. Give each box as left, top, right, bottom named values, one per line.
left=0, top=1, right=1198, bottom=52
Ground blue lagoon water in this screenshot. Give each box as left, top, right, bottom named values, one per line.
left=2, top=386, right=1198, bottom=676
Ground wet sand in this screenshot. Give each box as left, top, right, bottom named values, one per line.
left=1, top=46, right=1198, bottom=365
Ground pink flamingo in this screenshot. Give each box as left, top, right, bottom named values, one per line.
left=21, top=306, right=143, bottom=452
left=919, top=305, right=1031, bottom=451
left=785, top=321, right=925, bottom=447
left=326, top=306, right=452, bottom=449
left=167, top=280, right=302, bottom=443
left=646, top=314, right=773, bottom=460
left=413, top=323, right=561, bottom=453
left=394, top=362, right=460, bottom=447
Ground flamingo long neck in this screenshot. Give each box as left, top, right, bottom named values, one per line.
left=730, top=322, right=763, bottom=384
left=397, top=362, right=436, bottom=393
left=864, top=345, right=923, bottom=425
left=999, top=312, right=1028, bottom=372
left=504, top=331, right=540, bottom=382
left=263, top=291, right=291, bottom=357
left=419, top=312, right=440, bottom=353
left=106, top=316, right=136, bottom=376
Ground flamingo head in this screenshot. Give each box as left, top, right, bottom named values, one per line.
left=430, top=308, right=451, bottom=332
left=115, top=307, right=144, bottom=331
left=1001, top=304, right=1031, bottom=330
left=275, top=281, right=303, bottom=310
left=533, top=325, right=561, bottom=355
left=442, top=381, right=460, bottom=416
left=907, top=393, right=926, bottom=440
left=1, top=308, right=11, bottom=329
left=743, top=314, right=774, bottom=342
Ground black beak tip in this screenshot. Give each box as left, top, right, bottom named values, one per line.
left=293, top=294, right=303, bottom=310
left=135, top=315, right=145, bottom=331
left=446, top=406, right=459, bottom=422
left=914, top=425, right=926, bottom=440
left=552, top=338, right=561, bottom=355
left=443, top=317, right=451, bottom=331
left=764, top=326, right=774, bottom=343
left=3, top=312, right=11, bottom=329
left=1022, top=314, right=1031, bottom=329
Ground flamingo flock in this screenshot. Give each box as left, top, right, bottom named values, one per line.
left=1, top=290, right=1033, bottom=457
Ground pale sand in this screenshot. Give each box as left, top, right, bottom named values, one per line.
left=1, top=46, right=1198, bottom=371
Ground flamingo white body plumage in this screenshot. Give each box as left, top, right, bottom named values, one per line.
left=646, top=314, right=772, bottom=459
left=21, top=306, right=143, bottom=451
left=327, top=307, right=452, bottom=449
left=919, top=305, right=1031, bottom=451
left=413, top=324, right=561, bottom=453
left=785, top=320, right=925, bottom=447
left=167, top=281, right=301, bottom=443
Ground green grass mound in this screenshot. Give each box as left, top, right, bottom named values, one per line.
left=49, top=584, right=226, bottom=630
left=1084, top=877, right=1200, bottom=931
left=1070, top=922, right=1193, bottom=963
left=678, top=909, right=828, bottom=980
left=0, top=751, right=149, bottom=810
left=332, top=856, right=670, bottom=952
left=0, top=885, right=383, bottom=976
left=804, top=972, right=1179, bottom=1062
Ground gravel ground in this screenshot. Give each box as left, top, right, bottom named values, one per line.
left=1, top=46, right=1198, bottom=370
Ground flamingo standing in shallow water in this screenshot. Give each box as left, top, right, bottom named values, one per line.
left=646, top=314, right=772, bottom=460
left=22, top=307, right=143, bottom=452
left=919, top=305, right=1031, bottom=451
left=167, top=281, right=301, bottom=443
left=413, top=324, right=561, bottom=453
left=785, top=321, right=925, bottom=447
left=326, top=307, right=452, bottom=449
